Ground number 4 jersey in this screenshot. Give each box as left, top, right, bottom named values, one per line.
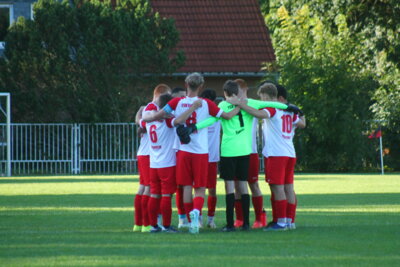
left=262, top=108, right=300, bottom=158
left=164, top=96, right=223, bottom=154
left=143, top=102, right=176, bottom=168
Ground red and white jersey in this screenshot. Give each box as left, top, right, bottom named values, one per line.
left=144, top=102, right=176, bottom=168
left=261, top=108, right=299, bottom=158
left=166, top=96, right=223, bottom=154
left=251, top=118, right=258, bottom=154
left=137, top=105, right=152, bottom=156
left=208, top=121, right=221, bottom=162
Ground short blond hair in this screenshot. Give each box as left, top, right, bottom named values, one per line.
left=257, top=83, right=277, bottom=98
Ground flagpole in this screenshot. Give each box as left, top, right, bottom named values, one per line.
left=379, top=131, right=384, bottom=175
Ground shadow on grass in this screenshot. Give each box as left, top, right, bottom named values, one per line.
left=0, top=178, right=138, bottom=184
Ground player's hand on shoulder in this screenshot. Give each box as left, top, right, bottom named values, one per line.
left=193, top=99, right=203, bottom=108
left=286, top=103, right=304, bottom=116
left=226, top=95, right=240, bottom=105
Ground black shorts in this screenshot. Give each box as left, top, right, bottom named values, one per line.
left=220, top=155, right=250, bottom=181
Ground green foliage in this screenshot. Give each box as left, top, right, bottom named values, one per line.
left=0, top=0, right=184, bottom=122
left=268, top=6, right=377, bottom=171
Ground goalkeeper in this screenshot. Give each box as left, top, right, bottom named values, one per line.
left=177, top=80, right=299, bottom=231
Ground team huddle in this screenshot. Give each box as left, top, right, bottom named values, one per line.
left=133, top=72, right=306, bottom=234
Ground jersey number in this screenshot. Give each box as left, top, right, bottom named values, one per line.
left=149, top=125, right=158, bottom=143
left=186, top=111, right=197, bottom=125
left=281, top=115, right=293, bottom=133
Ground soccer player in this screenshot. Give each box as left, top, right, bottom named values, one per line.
left=145, top=93, right=202, bottom=233
left=171, top=87, right=189, bottom=228
left=199, top=88, right=221, bottom=228
left=233, top=79, right=266, bottom=229
left=171, top=87, right=187, bottom=98
left=133, top=84, right=171, bottom=233
left=188, top=80, right=289, bottom=232
left=233, top=83, right=305, bottom=230
left=142, top=73, right=239, bottom=234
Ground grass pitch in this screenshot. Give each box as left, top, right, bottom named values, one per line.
left=0, top=174, right=399, bottom=266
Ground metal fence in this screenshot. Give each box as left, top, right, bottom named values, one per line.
left=0, top=123, right=139, bottom=176
left=0, top=122, right=265, bottom=176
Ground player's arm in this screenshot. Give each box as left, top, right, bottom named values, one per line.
left=135, top=106, right=145, bottom=124
left=220, top=106, right=240, bottom=120
left=141, top=109, right=167, bottom=122
left=173, top=99, right=202, bottom=126
left=237, top=100, right=269, bottom=119
left=245, top=98, right=288, bottom=110
left=295, top=115, right=306, bottom=129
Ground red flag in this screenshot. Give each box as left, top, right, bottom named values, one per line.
left=368, top=129, right=382, bottom=139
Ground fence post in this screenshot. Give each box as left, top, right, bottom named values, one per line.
left=72, top=124, right=81, bottom=174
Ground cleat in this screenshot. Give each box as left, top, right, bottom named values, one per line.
left=266, top=221, right=276, bottom=228
left=263, top=222, right=287, bottom=231
left=207, top=218, right=217, bottom=229
left=234, top=219, right=243, bottom=228
left=141, top=225, right=151, bottom=233
left=162, top=226, right=178, bottom=233
left=260, top=210, right=267, bottom=226
left=133, top=225, right=142, bottom=232
left=241, top=224, right=250, bottom=231
left=189, top=209, right=200, bottom=234
left=178, top=222, right=190, bottom=229
left=288, top=223, right=296, bottom=230
left=252, top=221, right=264, bottom=229
left=221, top=225, right=236, bottom=232
left=150, top=225, right=163, bottom=233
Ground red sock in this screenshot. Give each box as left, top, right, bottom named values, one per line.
left=193, top=196, right=204, bottom=213
left=287, top=202, right=296, bottom=223
left=141, top=195, right=150, bottom=226
left=176, top=187, right=185, bottom=215
left=161, top=196, right=172, bottom=227
left=207, top=196, right=217, bottom=217
left=275, top=199, right=288, bottom=222
left=134, top=194, right=142, bottom=226
left=148, top=197, right=161, bottom=226
left=184, top=202, right=193, bottom=222
left=235, top=200, right=243, bottom=221
left=252, top=196, right=263, bottom=221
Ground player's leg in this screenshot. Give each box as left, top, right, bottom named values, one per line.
left=206, top=162, right=218, bottom=228
left=264, top=157, right=288, bottom=231
left=264, top=157, right=277, bottom=226
left=148, top=168, right=162, bottom=233
left=284, top=157, right=297, bottom=230
left=220, top=156, right=237, bottom=232
left=176, top=186, right=188, bottom=228
left=234, top=181, right=243, bottom=228
left=160, top=166, right=178, bottom=233
left=176, top=151, right=194, bottom=225
left=133, top=184, right=145, bottom=232
left=190, top=153, right=208, bottom=234
left=235, top=155, right=251, bottom=230
left=248, top=153, right=265, bottom=228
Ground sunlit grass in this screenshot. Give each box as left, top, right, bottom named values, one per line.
left=0, top=174, right=399, bottom=266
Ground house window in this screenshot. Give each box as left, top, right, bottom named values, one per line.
left=0, top=4, right=14, bottom=49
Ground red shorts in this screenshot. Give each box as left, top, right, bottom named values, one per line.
left=176, top=151, right=208, bottom=188
left=137, top=155, right=150, bottom=186
left=264, top=156, right=296, bottom=185
left=150, top=166, right=176, bottom=195
left=207, top=162, right=218, bottom=189
left=248, top=153, right=259, bottom=184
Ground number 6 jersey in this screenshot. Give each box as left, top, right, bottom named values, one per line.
left=143, top=102, right=176, bottom=168
left=262, top=108, right=300, bottom=158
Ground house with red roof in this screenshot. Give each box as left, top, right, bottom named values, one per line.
left=151, top=0, right=277, bottom=96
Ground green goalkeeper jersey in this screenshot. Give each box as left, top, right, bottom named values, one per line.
left=196, top=99, right=287, bottom=157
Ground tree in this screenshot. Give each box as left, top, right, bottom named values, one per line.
left=267, top=5, right=377, bottom=171
left=0, top=0, right=184, bottom=122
